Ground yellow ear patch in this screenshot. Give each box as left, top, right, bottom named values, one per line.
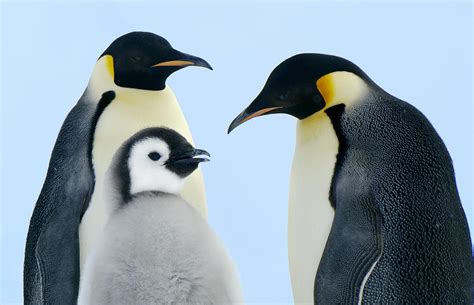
left=316, top=73, right=335, bottom=106
left=103, top=55, right=115, bottom=79
left=316, top=71, right=369, bottom=110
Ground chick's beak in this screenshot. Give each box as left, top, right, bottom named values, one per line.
left=166, top=149, right=211, bottom=165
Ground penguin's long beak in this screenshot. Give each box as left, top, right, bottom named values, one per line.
left=228, top=93, right=283, bottom=134
left=151, top=51, right=213, bottom=70
left=228, top=107, right=282, bottom=134
left=166, top=149, right=211, bottom=165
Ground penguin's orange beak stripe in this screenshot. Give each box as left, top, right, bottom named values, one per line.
left=151, top=60, right=195, bottom=67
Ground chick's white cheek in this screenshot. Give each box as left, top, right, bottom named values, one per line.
left=127, top=138, right=185, bottom=195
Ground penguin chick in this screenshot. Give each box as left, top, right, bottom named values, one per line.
left=78, top=127, right=243, bottom=305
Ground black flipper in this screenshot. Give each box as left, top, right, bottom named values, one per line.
left=24, top=91, right=115, bottom=305
left=471, top=248, right=474, bottom=300
left=314, top=104, right=383, bottom=304
left=314, top=194, right=382, bottom=304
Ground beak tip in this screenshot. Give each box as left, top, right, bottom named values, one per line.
left=227, top=118, right=241, bottom=134
left=201, top=61, right=213, bottom=71
left=194, top=148, right=211, bottom=158
left=190, top=56, right=212, bottom=70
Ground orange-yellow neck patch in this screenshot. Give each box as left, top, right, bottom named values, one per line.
left=102, top=55, right=115, bottom=79
left=316, top=71, right=369, bottom=110
left=316, top=73, right=335, bottom=107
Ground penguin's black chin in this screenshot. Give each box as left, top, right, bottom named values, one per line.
left=282, top=98, right=325, bottom=120
left=114, top=69, right=170, bottom=91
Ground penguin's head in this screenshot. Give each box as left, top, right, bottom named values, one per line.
left=100, top=31, right=212, bottom=91
left=111, top=127, right=210, bottom=200
left=228, top=53, right=372, bottom=133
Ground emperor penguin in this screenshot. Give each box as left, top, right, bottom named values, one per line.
left=78, top=127, right=243, bottom=305
left=228, top=54, right=472, bottom=304
left=24, top=32, right=212, bottom=304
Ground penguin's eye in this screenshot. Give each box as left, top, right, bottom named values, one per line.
left=131, top=56, right=142, bottom=62
left=148, top=152, right=161, bottom=161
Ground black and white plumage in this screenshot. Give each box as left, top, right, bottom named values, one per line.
left=24, top=32, right=212, bottom=305
left=228, top=54, right=472, bottom=304
left=78, top=128, right=243, bottom=305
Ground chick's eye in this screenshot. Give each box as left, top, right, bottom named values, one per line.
left=148, top=152, right=161, bottom=161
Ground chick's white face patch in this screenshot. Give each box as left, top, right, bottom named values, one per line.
left=128, top=138, right=185, bottom=195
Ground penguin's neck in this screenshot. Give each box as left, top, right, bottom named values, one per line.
left=79, top=56, right=206, bottom=271
left=288, top=72, right=369, bottom=303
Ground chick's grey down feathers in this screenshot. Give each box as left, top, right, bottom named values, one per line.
left=78, top=192, right=243, bottom=305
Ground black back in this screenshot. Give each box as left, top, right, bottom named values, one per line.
left=23, top=92, right=115, bottom=305
left=315, top=95, right=472, bottom=303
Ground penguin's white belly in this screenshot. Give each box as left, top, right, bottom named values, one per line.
left=79, top=87, right=207, bottom=269
left=288, top=113, right=338, bottom=304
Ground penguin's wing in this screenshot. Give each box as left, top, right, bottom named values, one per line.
left=24, top=91, right=115, bottom=305
left=312, top=103, right=383, bottom=305
left=313, top=167, right=382, bottom=305
left=471, top=248, right=474, bottom=302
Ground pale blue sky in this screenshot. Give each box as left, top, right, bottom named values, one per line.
left=1, top=1, right=472, bottom=304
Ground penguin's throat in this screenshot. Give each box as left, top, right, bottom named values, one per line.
left=297, top=111, right=331, bottom=144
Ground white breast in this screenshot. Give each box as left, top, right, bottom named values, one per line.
left=78, top=57, right=207, bottom=270
left=288, top=112, right=338, bottom=304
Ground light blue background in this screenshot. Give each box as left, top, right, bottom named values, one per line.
left=1, top=1, right=472, bottom=304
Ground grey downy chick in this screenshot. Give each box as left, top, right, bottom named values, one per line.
left=78, top=127, right=244, bottom=305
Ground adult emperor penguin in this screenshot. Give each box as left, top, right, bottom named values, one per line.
left=24, top=32, right=211, bottom=304
left=228, top=54, right=472, bottom=304
left=78, top=127, right=243, bottom=305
